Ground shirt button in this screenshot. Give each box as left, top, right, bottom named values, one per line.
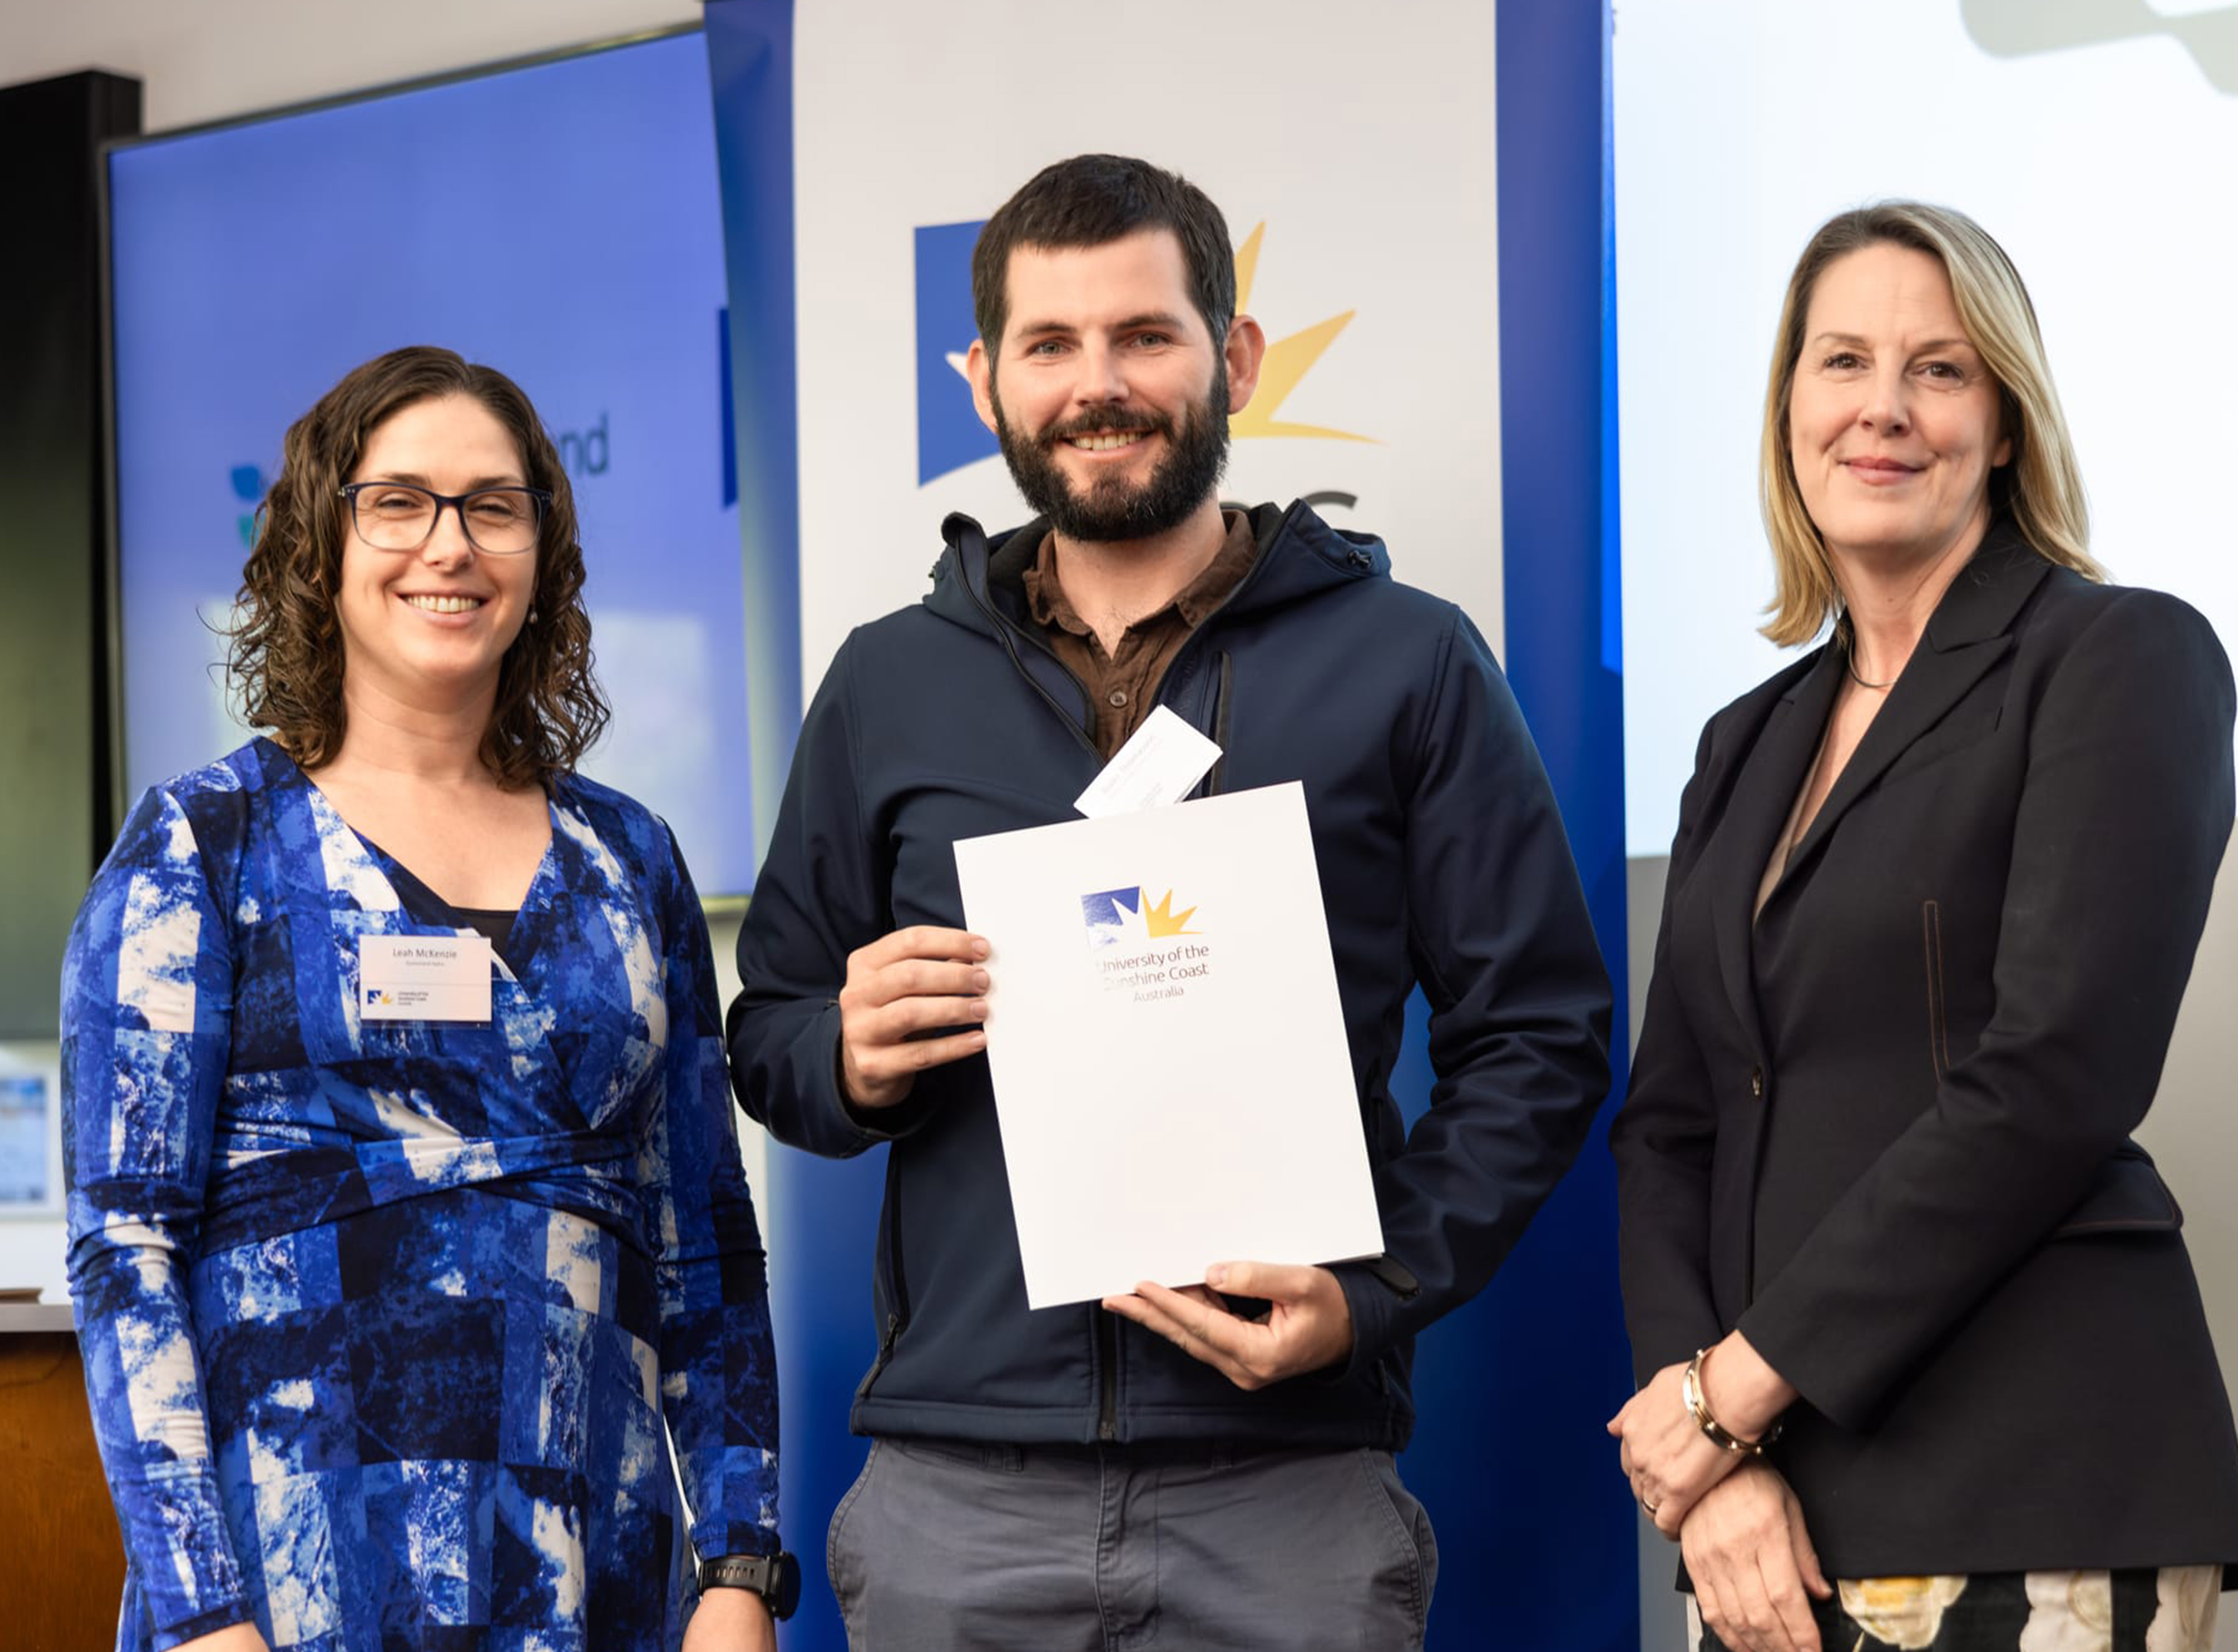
left=1749, top=1067, right=1765, bottom=1099
left=1108, top=689, right=1129, bottom=708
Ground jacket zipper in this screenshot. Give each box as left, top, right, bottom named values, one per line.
left=955, top=550, right=1101, bottom=758
left=1096, top=1305, right=1118, bottom=1441
left=1146, top=507, right=1338, bottom=741
left=1088, top=663, right=1235, bottom=1443
left=1203, top=651, right=1234, bottom=797
left=1090, top=568, right=1257, bottom=1440
left=955, top=513, right=1347, bottom=1443
left=855, top=1152, right=911, bottom=1404
left=950, top=531, right=1113, bottom=1431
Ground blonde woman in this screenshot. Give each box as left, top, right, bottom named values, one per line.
left=1607, top=204, right=2238, bottom=1652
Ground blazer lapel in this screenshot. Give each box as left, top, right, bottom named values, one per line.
left=1778, top=525, right=2052, bottom=886
left=1704, top=646, right=1842, bottom=1060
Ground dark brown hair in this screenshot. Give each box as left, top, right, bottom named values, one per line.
left=227, top=345, right=607, bottom=787
left=971, top=154, right=1236, bottom=359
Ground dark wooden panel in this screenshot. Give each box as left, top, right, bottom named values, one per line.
left=0, top=1332, right=128, bottom=1647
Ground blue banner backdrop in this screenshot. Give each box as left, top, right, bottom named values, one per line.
left=1423, top=0, right=1638, bottom=1644
left=704, top=0, right=802, bottom=878
left=703, top=18, right=873, bottom=1649
left=706, top=2, right=1637, bottom=1644
left=1385, top=4, right=1637, bottom=1646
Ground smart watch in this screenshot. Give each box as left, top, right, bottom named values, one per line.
left=697, top=1551, right=802, bottom=1620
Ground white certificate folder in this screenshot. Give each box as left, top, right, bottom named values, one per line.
left=953, top=782, right=1385, bottom=1310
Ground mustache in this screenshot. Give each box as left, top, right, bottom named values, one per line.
left=1039, top=405, right=1177, bottom=447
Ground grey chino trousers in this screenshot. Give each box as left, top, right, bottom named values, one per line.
left=826, top=1436, right=1440, bottom=1651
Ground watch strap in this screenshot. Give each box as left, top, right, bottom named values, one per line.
left=698, top=1551, right=800, bottom=1620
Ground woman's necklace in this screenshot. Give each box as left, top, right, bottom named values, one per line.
left=1841, top=623, right=1896, bottom=691
left=1845, top=651, right=1894, bottom=691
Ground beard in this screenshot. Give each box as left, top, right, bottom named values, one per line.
left=992, top=367, right=1231, bottom=543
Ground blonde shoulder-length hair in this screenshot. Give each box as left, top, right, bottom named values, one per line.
left=1759, top=201, right=2102, bottom=647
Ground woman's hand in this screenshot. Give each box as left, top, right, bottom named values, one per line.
left=682, top=1584, right=778, bottom=1652
left=1681, top=1461, right=1831, bottom=1652
left=172, top=1625, right=270, bottom=1652
left=1607, top=1333, right=1796, bottom=1535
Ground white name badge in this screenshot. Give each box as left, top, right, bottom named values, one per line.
left=360, top=935, right=493, bottom=1023
left=1073, top=704, right=1224, bottom=820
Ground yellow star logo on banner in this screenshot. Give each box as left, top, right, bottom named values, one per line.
left=1230, top=222, right=1377, bottom=445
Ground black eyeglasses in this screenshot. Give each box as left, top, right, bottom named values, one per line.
left=338, top=482, right=552, bottom=556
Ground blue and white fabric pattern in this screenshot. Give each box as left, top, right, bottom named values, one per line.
left=62, top=738, right=777, bottom=1652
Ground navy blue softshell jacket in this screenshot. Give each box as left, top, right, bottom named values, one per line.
left=728, top=501, right=1613, bottom=1450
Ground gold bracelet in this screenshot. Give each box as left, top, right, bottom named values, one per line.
left=1683, top=1347, right=1782, bottom=1456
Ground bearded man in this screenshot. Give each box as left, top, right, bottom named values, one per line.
left=728, top=153, right=1611, bottom=1651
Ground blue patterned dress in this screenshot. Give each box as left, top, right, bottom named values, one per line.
left=61, top=739, right=778, bottom=1652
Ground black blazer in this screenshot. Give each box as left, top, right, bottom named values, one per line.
left=1613, top=521, right=2238, bottom=1576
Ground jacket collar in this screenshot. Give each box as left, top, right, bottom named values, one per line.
left=1705, top=517, right=2053, bottom=1055
left=1923, top=514, right=2056, bottom=649
left=917, top=500, right=1388, bottom=745
left=924, top=499, right=1389, bottom=640
left=1781, top=516, right=2051, bottom=877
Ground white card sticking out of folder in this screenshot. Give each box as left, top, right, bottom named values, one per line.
left=953, top=781, right=1384, bottom=1310
left=1072, top=704, right=1223, bottom=819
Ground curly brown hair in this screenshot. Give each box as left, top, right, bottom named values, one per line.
left=227, top=346, right=608, bottom=789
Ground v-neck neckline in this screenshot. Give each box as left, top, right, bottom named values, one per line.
left=1755, top=714, right=1833, bottom=924
left=265, top=737, right=564, bottom=973
left=379, top=854, right=525, bottom=968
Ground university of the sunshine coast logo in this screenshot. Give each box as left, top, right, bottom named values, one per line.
left=1082, top=886, right=1213, bottom=1003
left=1081, top=885, right=1200, bottom=949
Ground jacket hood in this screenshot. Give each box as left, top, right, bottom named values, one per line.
left=923, top=500, right=1389, bottom=642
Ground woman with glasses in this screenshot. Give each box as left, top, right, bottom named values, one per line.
left=61, top=347, right=786, bottom=1652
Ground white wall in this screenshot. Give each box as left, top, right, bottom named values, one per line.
left=0, top=0, right=698, bottom=132
left=1613, top=0, right=2238, bottom=861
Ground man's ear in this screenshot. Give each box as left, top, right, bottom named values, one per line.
left=966, top=338, right=999, bottom=435
left=1224, top=315, right=1268, bottom=415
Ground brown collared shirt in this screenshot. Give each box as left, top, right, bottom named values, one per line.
left=1021, top=511, right=1260, bottom=758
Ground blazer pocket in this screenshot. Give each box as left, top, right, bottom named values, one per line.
left=2052, top=1150, right=2184, bottom=1237
left=1922, top=900, right=1951, bottom=1083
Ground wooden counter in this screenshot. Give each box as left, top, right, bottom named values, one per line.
left=0, top=1305, right=127, bottom=1649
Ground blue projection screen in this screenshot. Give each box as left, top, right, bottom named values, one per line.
left=108, top=29, right=759, bottom=894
